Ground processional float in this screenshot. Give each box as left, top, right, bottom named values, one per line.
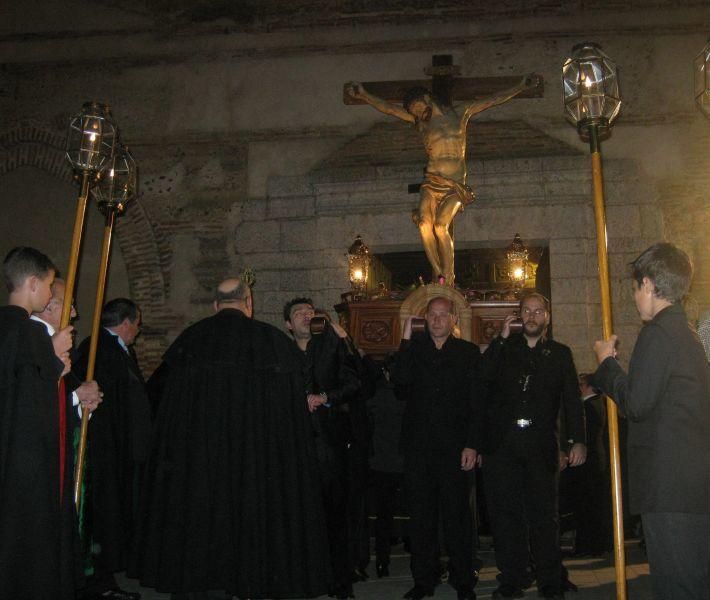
left=63, top=102, right=138, bottom=509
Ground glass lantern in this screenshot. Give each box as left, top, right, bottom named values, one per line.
left=347, top=235, right=371, bottom=298
left=506, top=233, right=528, bottom=287
left=66, top=101, right=117, bottom=175
left=563, top=43, right=621, bottom=139
left=93, top=143, right=137, bottom=214
left=694, top=40, right=710, bottom=118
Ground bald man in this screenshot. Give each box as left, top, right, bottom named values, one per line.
left=133, top=278, right=330, bottom=600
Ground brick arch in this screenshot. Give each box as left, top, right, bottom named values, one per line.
left=0, top=120, right=171, bottom=371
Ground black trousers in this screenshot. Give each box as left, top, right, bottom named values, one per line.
left=370, top=470, right=403, bottom=565
left=317, top=438, right=351, bottom=589
left=483, top=428, right=561, bottom=592
left=404, top=451, right=473, bottom=590
left=347, top=442, right=370, bottom=572
left=642, top=512, right=710, bottom=600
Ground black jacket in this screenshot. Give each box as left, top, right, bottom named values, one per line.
left=592, top=304, right=710, bottom=514
left=391, top=333, right=483, bottom=458
left=480, top=333, right=584, bottom=462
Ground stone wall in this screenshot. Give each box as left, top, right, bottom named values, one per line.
left=1, top=2, right=708, bottom=372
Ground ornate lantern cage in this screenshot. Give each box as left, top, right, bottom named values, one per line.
left=506, top=233, right=529, bottom=287
left=93, top=143, right=137, bottom=214
left=347, top=235, right=371, bottom=298
left=562, top=42, right=621, bottom=140
left=66, top=101, right=117, bottom=176
left=694, top=39, right=710, bottom=118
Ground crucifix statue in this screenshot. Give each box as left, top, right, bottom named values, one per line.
left=345, top=56, right=543, bottom=286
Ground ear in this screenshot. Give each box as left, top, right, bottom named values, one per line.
left=642, top=277, right=656, bottom=295
left=286, top=319, right=293, bottom=332
left=28, top=275, right=38, bottom=292
left=213, top=300, right=220, bottom=313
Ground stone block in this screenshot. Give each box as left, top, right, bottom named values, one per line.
left=235, top=219, right=280, bottom=253
left=280, top=219, right=318, bottom=252
left=267, top=195, right=315, bottom=219
left=280, top=269, right=313, bottom=292
left=240, top=198, right=267, bottom=222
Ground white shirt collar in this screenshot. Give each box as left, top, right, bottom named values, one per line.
left=105, top=327, right=129, bottom=353
left=30, top=314, right=55, bottom=336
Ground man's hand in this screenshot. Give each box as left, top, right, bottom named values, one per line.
left=500, top=314, right=518, bottom=339
left=328, top=320, right=349, bottom=340
left=76, top=380, right=103, bottom=413
left=52, top=326, right=73, bottom=359
left=58, top=353, right=71, bottom=377
left=461, top=448, right=477, bottom=471
left=307, top=393, right=328, bottom=413
left=559, top=451, right=569, bottom=472
left=346, top=81, right=366, bottom=100
left=567, top=443, right=587, bottom=467
left=402, top=315, right=415, bottom=340
left=522, top=73, right=541, bottom=89
left=593, top=335, right=618, bottom=364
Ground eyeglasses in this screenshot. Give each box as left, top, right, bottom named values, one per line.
left=521, top=307, right=546, bottom=317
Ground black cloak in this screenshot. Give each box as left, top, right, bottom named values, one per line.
left=0, top=305, right=81, bottom=599
left=74, top=327, right=152, bottom=573
left=131, top=309, right=330, bottom=598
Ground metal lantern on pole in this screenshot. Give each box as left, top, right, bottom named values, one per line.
left=563, top=43, right=626, bottom=600
left=61, top=102, right=117, bottom=332
left=74, top=141, right=138, bottom=508
left=506, top=233, right=529, bottom=287
left=347, top=235, right=371, bottom=300
left=694, top=39, right=710, bottom=118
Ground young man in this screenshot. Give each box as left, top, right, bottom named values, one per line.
left=0, top=247, right=79, bottom=599
left=592, top=242, right=710, bottom=599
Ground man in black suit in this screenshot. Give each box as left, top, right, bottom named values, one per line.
left=284, top=298, right=362, bottom=600
left=391, top=296, right=481, bottom=600
left=569, top=373, right=612, bottom=556
left=480, top=292, right=586, bottom=600
left=592, top=243, right=710, bottom=600
left=75, top=298, right=151, bottom=600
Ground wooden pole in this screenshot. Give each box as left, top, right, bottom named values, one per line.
left=73, top=208, right=116, bottom=508
left=59, top=173, right=90, bottom=330
left=588, top=124, right=627, bottom=600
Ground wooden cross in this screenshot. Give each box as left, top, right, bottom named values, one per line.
left=344, top=55, right=544, bottom=195
left=343, top=54, right=544, bottom=107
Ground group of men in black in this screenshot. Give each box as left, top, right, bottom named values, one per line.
left=1, top=242, right=709, bottom=600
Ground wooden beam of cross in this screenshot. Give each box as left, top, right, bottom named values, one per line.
left=343, top=55, right=544, bottom=107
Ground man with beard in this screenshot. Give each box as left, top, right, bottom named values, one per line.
left=74, top=298, right=150, bottom=600
left=283, top=298, right=361, bottom=600
left=346, top=75, right=538, bottom=285
left=134, top=279, right=329, bottom=600
left=480, top=293, right=586, bottom=600
left=391, top=296, right=481, bottom=600
left=0, top=247, right=79, bottom=599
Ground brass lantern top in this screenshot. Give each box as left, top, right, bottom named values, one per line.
left=506, top=233, right=529, bottom=284
left=563, top=42, right=621, bottom=138
left=348, top=234, right=370, bottom=258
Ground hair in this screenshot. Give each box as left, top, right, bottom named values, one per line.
left=3, top=246, right=56, bottom=293
left=214, top=279, right=251, bottom=304
left=630, top=242, right=692, bottom=304
left=519, top=292, right=550, bottom=313
left=283, top=297, right=314, bottom=322
left=403, top=86, right=432, bottom=113
left=101, top=298, right=139, bottom=328
left=425, top=296, right=457, bottom=317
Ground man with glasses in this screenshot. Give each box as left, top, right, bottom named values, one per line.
left=480, top=293, right=586, bottom=600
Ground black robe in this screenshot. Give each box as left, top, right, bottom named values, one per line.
left=74, top=328, right=152, bottom=574
left=0, top=305, right=80, bottom=599
left=131, top=309, right=330, bottom=598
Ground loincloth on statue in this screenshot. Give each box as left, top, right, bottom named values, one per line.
left=412, top=172, right=476, bottom=226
